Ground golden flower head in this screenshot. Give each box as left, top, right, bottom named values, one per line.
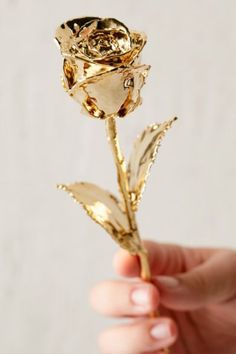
left=55, top=17, right=150, bottom=119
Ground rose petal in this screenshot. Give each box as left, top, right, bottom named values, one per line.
left=55, top=17, right=101, bottom=57
left=66, top=17, right=100, bottom=33
left=68, top=65, right=150, bottom=119
left=93, top=31, right=147, bottom=67
left=55, top=17, right=147, bottom=69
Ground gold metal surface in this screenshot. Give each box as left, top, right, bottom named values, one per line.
left=55, top=17, right=150, bottom=119
left=55, top=17, right=176, bottom=354
left=57, top=182, right=142, bottom=255
left=127, top=117, right=177, bottom=211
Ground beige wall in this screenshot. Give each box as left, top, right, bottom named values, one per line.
left=0, top=0, right=236, bottom=353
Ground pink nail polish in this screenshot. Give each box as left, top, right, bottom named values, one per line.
left=131, top=287, right=149, bottom=306
left=150, top=323, right=172, bottom=340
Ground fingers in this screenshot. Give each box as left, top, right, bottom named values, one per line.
left=90, top=280, right=159, bottom=317
left=98, top=318, right=177, bottom=354
left=155, top=250, right=236, bottom=310
left=113, top=240, right=216, bottom=277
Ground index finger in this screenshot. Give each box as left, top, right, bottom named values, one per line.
left=113, top=240, right=216, bottom=277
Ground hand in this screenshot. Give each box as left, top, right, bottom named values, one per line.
left=90, top=241, right=236, bottom=353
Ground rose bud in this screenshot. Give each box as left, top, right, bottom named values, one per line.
left=55, top=17, right=150, bottom=119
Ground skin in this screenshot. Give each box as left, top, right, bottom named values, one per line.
left=90, top=241, right=236, bottom=354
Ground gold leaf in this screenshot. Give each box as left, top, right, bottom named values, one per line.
left=127, top=117, right=177, bottom=211
left=57, top=182, right=141, bottom=252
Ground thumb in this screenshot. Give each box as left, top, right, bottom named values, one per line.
left=155, top=250, right=236, bottom=310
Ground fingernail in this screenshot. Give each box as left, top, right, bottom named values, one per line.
left=150, top=323, right=172, bottom=340
left=131, top=287, right=149, bottom=306
left=157, top=276, right=179, bottom=288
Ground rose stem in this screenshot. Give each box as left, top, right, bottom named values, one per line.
left=106, top=116, right=169, bottom=354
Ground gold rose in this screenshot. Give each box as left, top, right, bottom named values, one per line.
left=55, top=17, right=177, bottom=353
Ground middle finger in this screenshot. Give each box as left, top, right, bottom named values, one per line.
left=90, top=280, right=160, bottom=317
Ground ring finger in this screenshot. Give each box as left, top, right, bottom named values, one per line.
left=98, top=317, right=177, bottom=353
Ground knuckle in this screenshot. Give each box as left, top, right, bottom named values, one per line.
left=188, top=272, right=209, bottom=300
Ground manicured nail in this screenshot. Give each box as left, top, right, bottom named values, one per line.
left=150, top=323, right=172, bottom=340
left=131, top=287, right=149, bottom=306
left=157, top=276, right=179, bottom=288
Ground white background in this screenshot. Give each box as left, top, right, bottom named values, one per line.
left=0, top=0, right=236, bottom=353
